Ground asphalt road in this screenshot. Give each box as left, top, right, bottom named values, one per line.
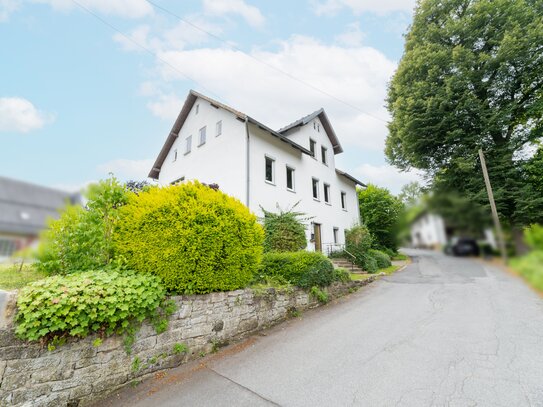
left=105, top=250, right=543, bottom=406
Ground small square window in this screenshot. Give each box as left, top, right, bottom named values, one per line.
left=312, top=178, right=319, bottom=200
left=185, top=136, right=192, bottom=154
left=173, top=149, right=178, bottom=162
left=309, top=139, right=316, bottom=157
left=286, top=166, right=295, bottom=191
left=341, top=192, right=347, bottom=210
left=265, top=156, right=275, bottom=184
left=216, top=120, right=222, bottom=136
left=199, top=126, right=207, bottom=146
left=324, top=183, right=330, bottom=203
left=321, top=146, right=327, bottom=165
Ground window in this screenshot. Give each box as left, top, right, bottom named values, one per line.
left=195, top=104, right=199, bottom=114
left=185, top=136, right=192, bottom=154
left=286, top=166, right=295, bottom=191
left=341, top=192, right=347, bottom=210
left=265, top=156, right=275, bottom=183
left=309, top=139, right=316, bottom=157
left=199, top=126, right=207, bottom=146
left=216, top=120, right=222, bottom=136
left=312, top=178, right=319, bottom=200
left=324, top=183, right=330, bottom=204
left=317, top=123, right=320, bottom=132
left=333, top=227, right=339, bottom=244
left=321, top=146, right=328, bottom=165
left=173, top=149, right=178, bottom=162
left=0, top=238, right=16, bottom=257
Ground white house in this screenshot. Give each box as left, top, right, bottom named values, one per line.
left=148, top=90, right=365, bottom=253
left=410, top=212, right=448, bottom=249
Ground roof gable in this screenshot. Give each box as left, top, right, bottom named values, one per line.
left=148, top=90, right=312, bottom=179
left=278, top=109, right=344, bottom=154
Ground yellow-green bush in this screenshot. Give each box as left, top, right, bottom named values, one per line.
left=113, top=182, right=264, bottom=294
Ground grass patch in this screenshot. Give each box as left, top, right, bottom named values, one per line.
left=392, top=253, right=408, bottom=261
left=379, top=265, right=400, bottom=275
left=350, top=273, right=373, bottom=281
left=510, top=251, right=543, bottom=292
left=0, top=263, right=46, bottom=290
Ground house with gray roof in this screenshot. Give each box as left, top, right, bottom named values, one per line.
left=0, top=176, right=79, bottom=261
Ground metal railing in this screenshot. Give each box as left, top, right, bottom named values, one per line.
left=324, top=243, right=356, bottom=271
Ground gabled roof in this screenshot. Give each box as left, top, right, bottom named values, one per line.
left=148, top=90, right=312, bottom=179
left=335, top=169, right=366, bottom=187
left=278, top=108, right=344, bottom=154
left=0, top=176, right=79, bottom=236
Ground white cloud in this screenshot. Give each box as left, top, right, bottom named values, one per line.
left=0, top=97, right=53, bottom=133
left=354, top=163, right=424, bottom=194
left=152, top=35, right=395, bottom=150
left=0, top=0, right=19, bottom=21
left=313, top=0, right=416, bottom=15
left=96, top=158, right=154, bottom=181
left=335, top=22, right=365, bottom=47
left=33, top=0, right=152, bottom=19
left=202, top=0, right=265, bottom=27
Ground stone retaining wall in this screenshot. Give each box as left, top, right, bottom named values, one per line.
left=0, top=278, right=375, bottom=406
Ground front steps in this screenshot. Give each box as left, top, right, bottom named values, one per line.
left=330, top=258, right=366, bottom=274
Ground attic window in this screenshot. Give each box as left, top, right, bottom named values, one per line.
left=321, top=146, right=327, bottom=165
left=309, top=139, right=316, bottom=157
left=195, top=104, right=199, bottom=115
left=173, top=149, right=178, bottom=162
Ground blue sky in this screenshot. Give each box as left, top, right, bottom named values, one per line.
left=0, top=0, right=421, bottom=193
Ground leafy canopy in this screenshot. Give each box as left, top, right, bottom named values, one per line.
left=386, top=0, right=543, bottom=227
left=357, top=184, right=403, bottom=252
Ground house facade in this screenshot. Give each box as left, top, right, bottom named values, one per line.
left=148, top=90, right=365, bottom=253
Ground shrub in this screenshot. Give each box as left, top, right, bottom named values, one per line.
left=510, top=251, right=543, bottom=291
left=333, top=267, right=351, bottom=283
left=113, top=181, right=264, bottom=294
left=37, top=177, right=129, bottom=275
left=525, top=224, right=543, bottom=251
left=369, top=249, right=392, bottom=269
left=258, top=251, right=337, bottom=288
left=345, top=225, right=377, bottom=272
left=15, top=270, right=166, bottom=342
left=261, top=203, right=308, bottom=252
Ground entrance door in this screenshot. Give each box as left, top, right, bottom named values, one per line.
left=313, top=223, right=322, bottom=252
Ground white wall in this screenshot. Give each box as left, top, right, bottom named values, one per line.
left=158, top=98, right=247, bottom=201
left=248, top=123, right=359, bottom=252
left=410, top=213, right=447, bottom=248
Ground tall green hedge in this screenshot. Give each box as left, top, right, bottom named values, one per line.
left=113, top=181, right=264, bottom=294
left=261, top=204, right=308, bottom=252
left=258, top=251, right=336, bottom=288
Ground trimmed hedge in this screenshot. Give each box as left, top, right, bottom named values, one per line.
left=15, top=270, right=166, bottom=342
left=369, top=249, right=392, bottom=269
left=258, top=251, right=337, bottom=288
left=113, top=182, right=264, bottom=294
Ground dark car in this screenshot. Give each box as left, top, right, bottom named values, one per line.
left=447, top=237, right=480, bottom=257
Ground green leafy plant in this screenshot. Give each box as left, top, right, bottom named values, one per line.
left=345, top=225, right=377, bottom=273
left=525, top=224, right=543, bottom=251
left=258, top=251, right=337, bottom=288
left=15, top=270, right=166, bottom=343
left=173, top=343, right=188, bottom=355
left=92, top=338, right=103, bottom=347
left=131, top=356, right=141, bottom=372
left=113, top=181, right=264, bottom=294
left=333, top=267, right=351, bottom=283
left=369, top=249, right=392, bottom=269
left=260, top=203, right=310, bottom=252
left=310, top=286, right=329, bottom=304
left=36, top=177, right=129, bottom=275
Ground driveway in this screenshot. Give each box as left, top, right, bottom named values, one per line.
left=102, top=250, right=543, bottom=406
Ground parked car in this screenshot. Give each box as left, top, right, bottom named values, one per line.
left=445, top=237, right=480, bottom=257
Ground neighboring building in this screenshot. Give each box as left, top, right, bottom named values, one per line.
left=148, top=90, right=365, bottom=252
left=410, top=211, right=448, bottom=249
left=0, top=176, right=79, bottom=261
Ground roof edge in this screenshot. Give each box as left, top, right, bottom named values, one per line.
left=335, top=169, right=366, bottom=187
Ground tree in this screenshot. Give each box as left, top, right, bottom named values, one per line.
left=386, top=0, right=543, bottom=235
left=357, top=185, right=403, bottom=252
left=398, top=181, right=425, bottom=207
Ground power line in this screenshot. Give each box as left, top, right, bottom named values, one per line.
left=71, top=0, right=227, bottom=103
left=144, top=0, right=389, bottom=124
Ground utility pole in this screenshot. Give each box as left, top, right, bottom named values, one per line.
left=478, top=149, right=508, bottom=264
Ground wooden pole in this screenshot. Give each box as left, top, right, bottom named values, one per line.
left=478, top=149, right=508, bottom=264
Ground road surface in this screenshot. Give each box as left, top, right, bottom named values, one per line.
left=102, top=250, right=543, bottom=406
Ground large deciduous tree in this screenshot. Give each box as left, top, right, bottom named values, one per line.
left=386, top=0, right=543, bottom=236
